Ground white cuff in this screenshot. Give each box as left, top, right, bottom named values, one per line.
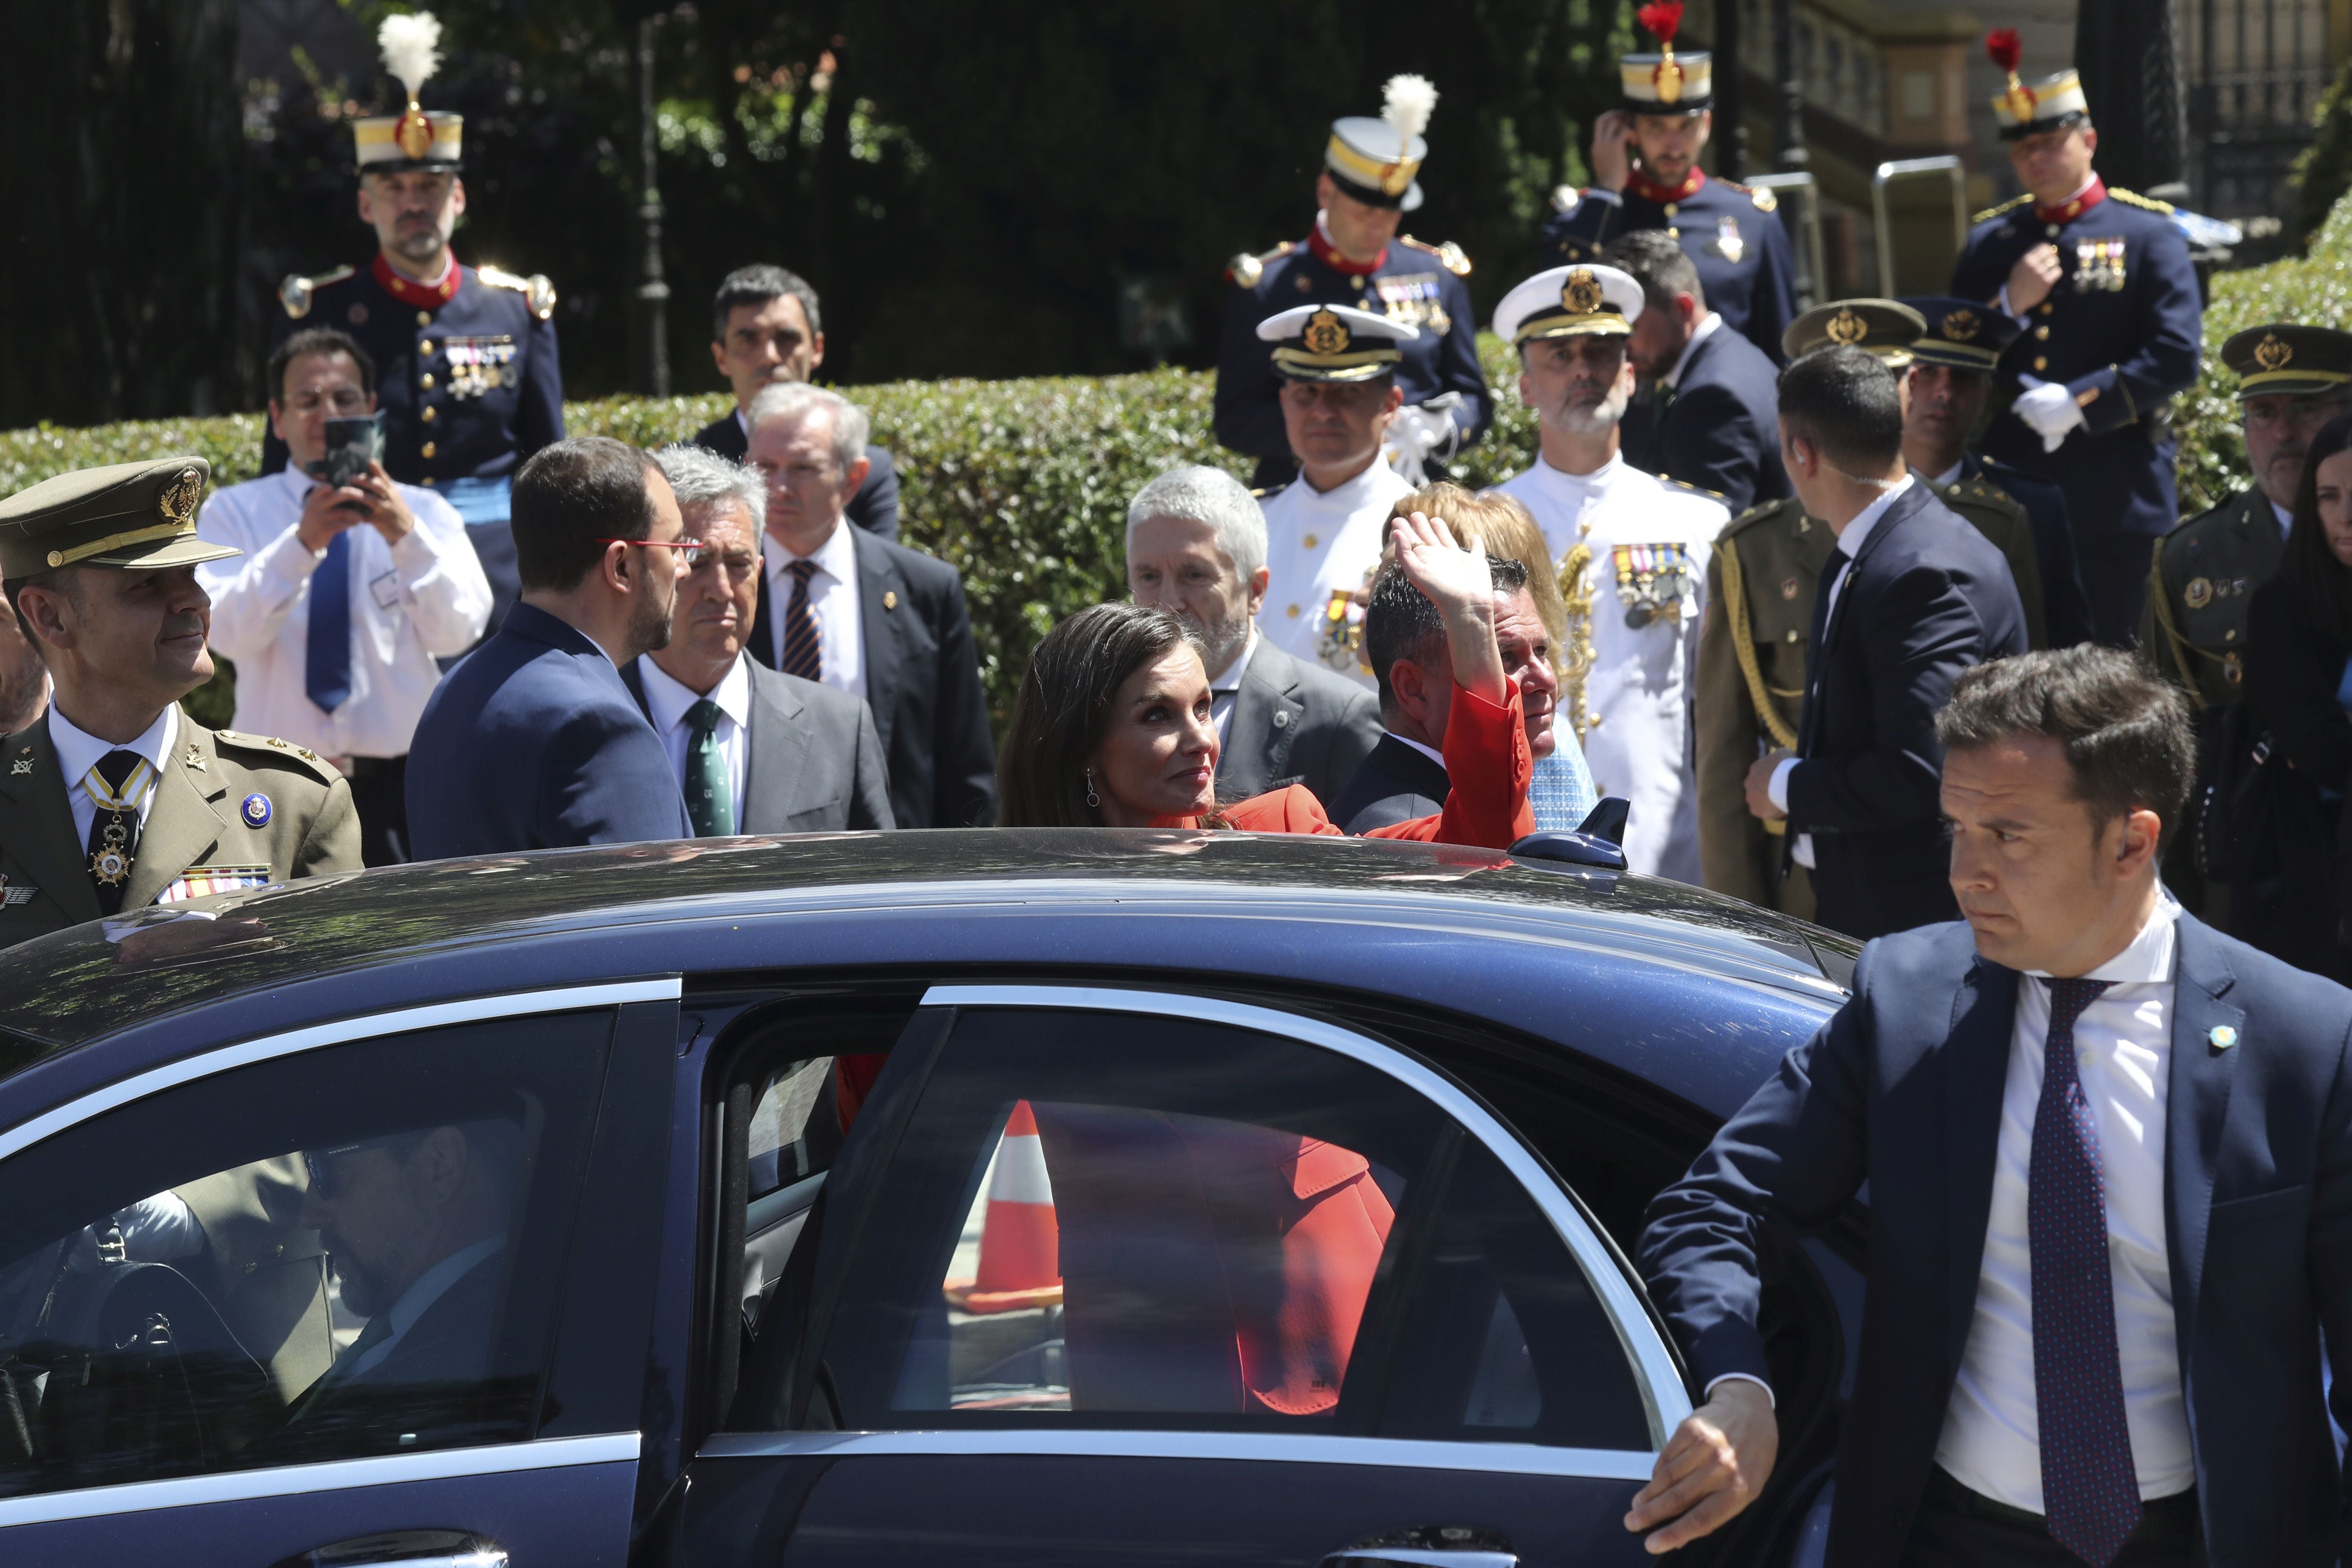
left=1995, top=285, right=2030, bottom=327
left=1704, top=1372, right=1776, bottom=1409
left=1768, top=756, right=1798, bottom=815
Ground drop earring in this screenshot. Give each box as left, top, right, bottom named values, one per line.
left=1085, top=768, right=1101, bottom=808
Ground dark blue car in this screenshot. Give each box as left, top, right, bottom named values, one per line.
left=0, top=832, right=1862, bottom=1567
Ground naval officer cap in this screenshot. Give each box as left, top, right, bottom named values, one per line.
left=0, top=457, right=236, bottom=581
left=1620, top=2, right=1712, bottom=116
left=1494, top=265, right=1645, bottom=346
left=1258, top=304, right=1419, bottom=383
left=353, top=11, right=463, bottom=174
left=1899, top=296, right=2022, bottom=372
left=2221, top=325, right=2352, bottom=401
left=1783, top=299, right=1927, bottom=367
left=1325, top=75, right=1438, bottom=212
left=1985, top=30, right=2089, bottom=142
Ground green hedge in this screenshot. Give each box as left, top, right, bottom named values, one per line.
left=9, top=196, right=2343, bottom=732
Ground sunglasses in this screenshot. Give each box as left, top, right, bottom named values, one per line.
left=303, top=1132, right=424, bottom=1200
left=596, top=536, right=710, bottom=567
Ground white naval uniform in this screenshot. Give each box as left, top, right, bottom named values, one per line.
left=1493, top=453, right=1727, bottom=882
left=1256, top=460, right=1414, bottom=692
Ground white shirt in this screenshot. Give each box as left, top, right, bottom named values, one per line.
left=1207, top=628, right=1259, bottom=747
left=1663, top=312, right=1725, bottom=391
left=2273, top=497, right=2295, bottom=538
left=344, top=1233, right=507, bottom=1382
left=197, top=468, right=492, bottom=760
left=1494, top=453, right=1728, bottom=880
left=762, top=521, right=866, bottom=701
left=1769, top=477, right=1916, bottom=868
left=50, top=703, right=177, bottom=848
left=636, top=652, right=752, bottom=821
left=1390, top=734, right=1448, bottom=774
left=1257, top=459, right=1414, bottom=690
left=1936, top=895, right=2196, bottom=1511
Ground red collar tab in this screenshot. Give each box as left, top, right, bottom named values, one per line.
left=1307, top=224, right=1386, bottom=276
left=371, top=253, right=462, bottom=310
left=2035, top=175, right=2107, bottom=226
left=1627, top=166, right=1706, bottom=205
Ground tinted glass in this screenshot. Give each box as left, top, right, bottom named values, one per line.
left=0, top=1012, right=608, bottom=1498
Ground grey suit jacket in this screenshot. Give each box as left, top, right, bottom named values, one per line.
left=1217, top=640, right=1382, bottom=810
left=621, top=658, right=896, bottom=834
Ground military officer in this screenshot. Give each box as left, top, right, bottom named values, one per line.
left=2145, top=324, right=2352, bottom=710
left=0, top=457, right=361, bottom=949
left=1949, top=32, right=2202, bottom=647
left=267, top=12, right=563, bottom=639
left=1216, top=75, right=1491, bottom=491
left=1900, top=294, right=2095, bottom=648
left=1542, top=4, right=1798, bottom=367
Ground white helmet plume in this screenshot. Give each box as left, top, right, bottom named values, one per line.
left=1381, top=74, right=1438, bottom=142
left=379, top=12, right=444, bottom=102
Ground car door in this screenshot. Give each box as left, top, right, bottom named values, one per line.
left=0, top=980, right=676, bottom=1567
left=681, top=983, right=1690, bottom=1568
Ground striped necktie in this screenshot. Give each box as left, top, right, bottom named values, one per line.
left=84, top=749, right=157, bottom=915
left=780, top=558, right=822, bottom=682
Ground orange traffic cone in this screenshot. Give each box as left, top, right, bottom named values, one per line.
left=945, top=1099, right=1063, bottom=1314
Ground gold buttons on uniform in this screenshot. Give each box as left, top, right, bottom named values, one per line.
left=421, top=373, right=435, bottom=389
left=1663, top=203, right=1679, bottom=218
left=2040, top=303, right=2054, bottom=315
left=420, top=476, right=436, bottom=486
left=421, top=406, right=438, bottom=423
left=1286, top=604, right=1301, bottom=619
left=420, top=340, right=435, bottom=355
left=420, top=441, right=437, bottom=459
left=416, top=310, right=432, bottom=326
left=2034, top=326, right=2050, bottom=340
left=1303, top=533, right=1319, bottom=548
left=2033, top=356, right=2048, bottom=371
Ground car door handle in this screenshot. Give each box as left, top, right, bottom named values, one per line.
left=1320, top=1529, right=1516, bottom=1568
left=276, top=1531, right=508, bottom=1568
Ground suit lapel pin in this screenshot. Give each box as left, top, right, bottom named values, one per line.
left=184, top=743, right=206, bottom=772
left=8, top=757, right=29, bottom=775
left=2208, top=1025, right=2238, bottom=1050
left=882, top=590, right=898, bottom=611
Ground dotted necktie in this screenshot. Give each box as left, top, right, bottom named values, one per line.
left=780, top=557, right=822, bottom=682
left=83, top=749, right=155, bottom=916
left=2030, top=975, right=2141, bottom=1566
left=683, top=699, right=735, bottom=836
left=306, top=526, right=354, bottom=712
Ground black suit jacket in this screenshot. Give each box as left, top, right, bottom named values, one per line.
left=1639, top=915, right=2352, bottom=1568
left=1219, top=641, right=1383, bottom=810
left=620, top=657, right=896, bottom=833
left=1786, top=484, right=2028, bottom=939
left=1331, top=733, right=1451, bottom=835
left=747, top=527, right=995, bottom=829
left=691, top=411, right=899, bottom=542
left=1623, top=322, right=1791, bottom=514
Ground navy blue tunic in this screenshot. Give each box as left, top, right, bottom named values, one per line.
left=1541, top=171, right=1799, bottom=366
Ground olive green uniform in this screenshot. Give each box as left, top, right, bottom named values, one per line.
left=2141, top=486, right=2283, bottom=711
left=177, top=1156, right=335, bottom=1403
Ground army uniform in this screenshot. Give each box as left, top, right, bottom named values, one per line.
left=0, top=457, right=362, bottom=950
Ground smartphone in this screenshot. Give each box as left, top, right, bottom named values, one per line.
left=311, top=415, right=385, bottom=489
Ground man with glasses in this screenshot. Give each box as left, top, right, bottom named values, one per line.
left=198, top=328, right=491, bottom=865
left=620, top=446, right=893, bottom=834
left=405, top=438, right=693, bottom=857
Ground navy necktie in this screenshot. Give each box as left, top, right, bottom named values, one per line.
left=780, top=557, right=822, bottom=682
left=2030, top=975, right=2141, bottom=1566
left=306, top=527, right=353, bottom=712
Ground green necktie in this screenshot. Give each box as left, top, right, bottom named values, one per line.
left=685, top=698, right=735, bottom=836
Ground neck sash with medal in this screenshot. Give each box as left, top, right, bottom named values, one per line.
left=84, top=750, right=158, bottom=913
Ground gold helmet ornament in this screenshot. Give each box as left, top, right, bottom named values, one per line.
left=353, top=12, right=464, bottom=174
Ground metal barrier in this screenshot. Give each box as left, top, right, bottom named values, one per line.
left=1871, top=156, right=1969, bottom=297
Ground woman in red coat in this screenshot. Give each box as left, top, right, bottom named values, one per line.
left=998, top=513, right=1534, bottom=846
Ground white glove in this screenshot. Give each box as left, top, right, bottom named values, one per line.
left=1385, top=404, right=1456, bottom=485
left=2012, top=376, right=2086, bottom=453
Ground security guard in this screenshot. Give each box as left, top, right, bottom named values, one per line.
left=1541, top=4, right=1798, bottom=366
left=1949, top=31, right=2202, bottom=647
left=0, top=457, right=361, bottom=949
left=1694, top=300, right=2043, bottom=912
left=1900, top=295, right=2095, bottom=648
left=1216, top=75, right=1490, bottom=491
left=266, top=12, right=563, bottom=638
left=2145, top=324, right=2352, bottom=710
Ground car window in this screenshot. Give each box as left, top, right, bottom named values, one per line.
left=0, top=1011, right=609, bottom=1500
left=800, top=1004, right=1647, bottom=1443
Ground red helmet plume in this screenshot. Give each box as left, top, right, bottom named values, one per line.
left=1984, top=28, right=2022, bottom=74
left=1638, top=1, right=1684, bottom=48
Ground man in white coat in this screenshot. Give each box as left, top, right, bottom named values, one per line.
left=1491, top=264, right=1727, bottom=881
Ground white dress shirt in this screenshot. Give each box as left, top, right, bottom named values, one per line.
left=1768, top=476, right=1916, bottom=868
left=1257, top=459, right=1414, bottom=690
left=1493, top=453, right=1728, bottom=880
left=50, top=703, right=177, bottom=848
left=2272, top=497, right=2294, bottom=538
left=197, top=468, right=492, bottom=760
left=761, top=521, right=865, bottom=701
left=343, top=1232, right=507, bottom=1382
left=636, top=652, right=753, bottom=821
left=1936, top=894, right=2196, bottom=1510
left=1207, top=628, right=1259, bottom=747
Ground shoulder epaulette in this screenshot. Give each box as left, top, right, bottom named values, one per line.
left=1249, top=485, right=1276, bottom=500
left=1550, top=184, right=1582, bottom=216
left=478, top=264, right=559, bottom=322
left=1225, top=241, right=1295, bottom=289
left=1971, top=194, right=2031, bottom=225
left=277, top=265, right=357, bottom=320
left=1943, top=480, right=2025, bottom=515
left=1400, top=236, right=1472, bottom=276
left=213, top=729, right=342, bottom=784
left=2109, top=187, right=2176, bottom=214
left=1719, top=178, right=1777, bottom=213
left=1723, top=495, right=1801, bottom=536
left=1662, top=477, right=1727, bottom=502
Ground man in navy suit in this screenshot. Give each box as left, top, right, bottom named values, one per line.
left=1605, top=230, right=1788, bottom=513
left=1633, top=645, right=2352, bottom=1565
left=1744, top=346, right=2028, bottom=940
left=406, top=437, right=692, bottom=856
left=740, top=382, right=995, bottom=829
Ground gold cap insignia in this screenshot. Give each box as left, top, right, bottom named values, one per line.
left=158, top=469, right=202, bottom=526
left=395, top=104, right=436, bottom=162
left=1562, top=269, right=1605, bottom=315
left=1941, top=308, right=1980, bottom=341
left=1825, top=307, right=1868, bottom=346
left=1654, top=56, right=1684, bottom=104
left=2255, top=333, right=2293, bottom=371
left=1302, top=309, right=1351, bottom=355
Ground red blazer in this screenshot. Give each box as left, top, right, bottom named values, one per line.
left=1157, top=683, right=1533, bottom=850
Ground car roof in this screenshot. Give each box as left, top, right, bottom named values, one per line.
left=0, top=831, right=1852, bottom=1116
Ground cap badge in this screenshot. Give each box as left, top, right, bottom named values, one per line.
left=2254, top=333, right=2293, bottom=371
left=2184, top=576, right=2213, bottom=609
left=1654, top=56, right=1684, bottom=103
left=1562, top=269, right=1605, bottom=315
left=241, top=792, right=272, bottom=829
left=395, top=105, right=436, bottom=162
left=157, top=468, right=202, bottom=526
left=1825, top=307, right=1868, bottom=345
left=1941, top=308, right=1980, bottom=341
left=1302, top=309, right=1351, bottom=355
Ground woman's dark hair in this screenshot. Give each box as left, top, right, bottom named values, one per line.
left=998, top=603, right=1200, bottom=827
left=2282, top=414, right=2352, bottom=643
